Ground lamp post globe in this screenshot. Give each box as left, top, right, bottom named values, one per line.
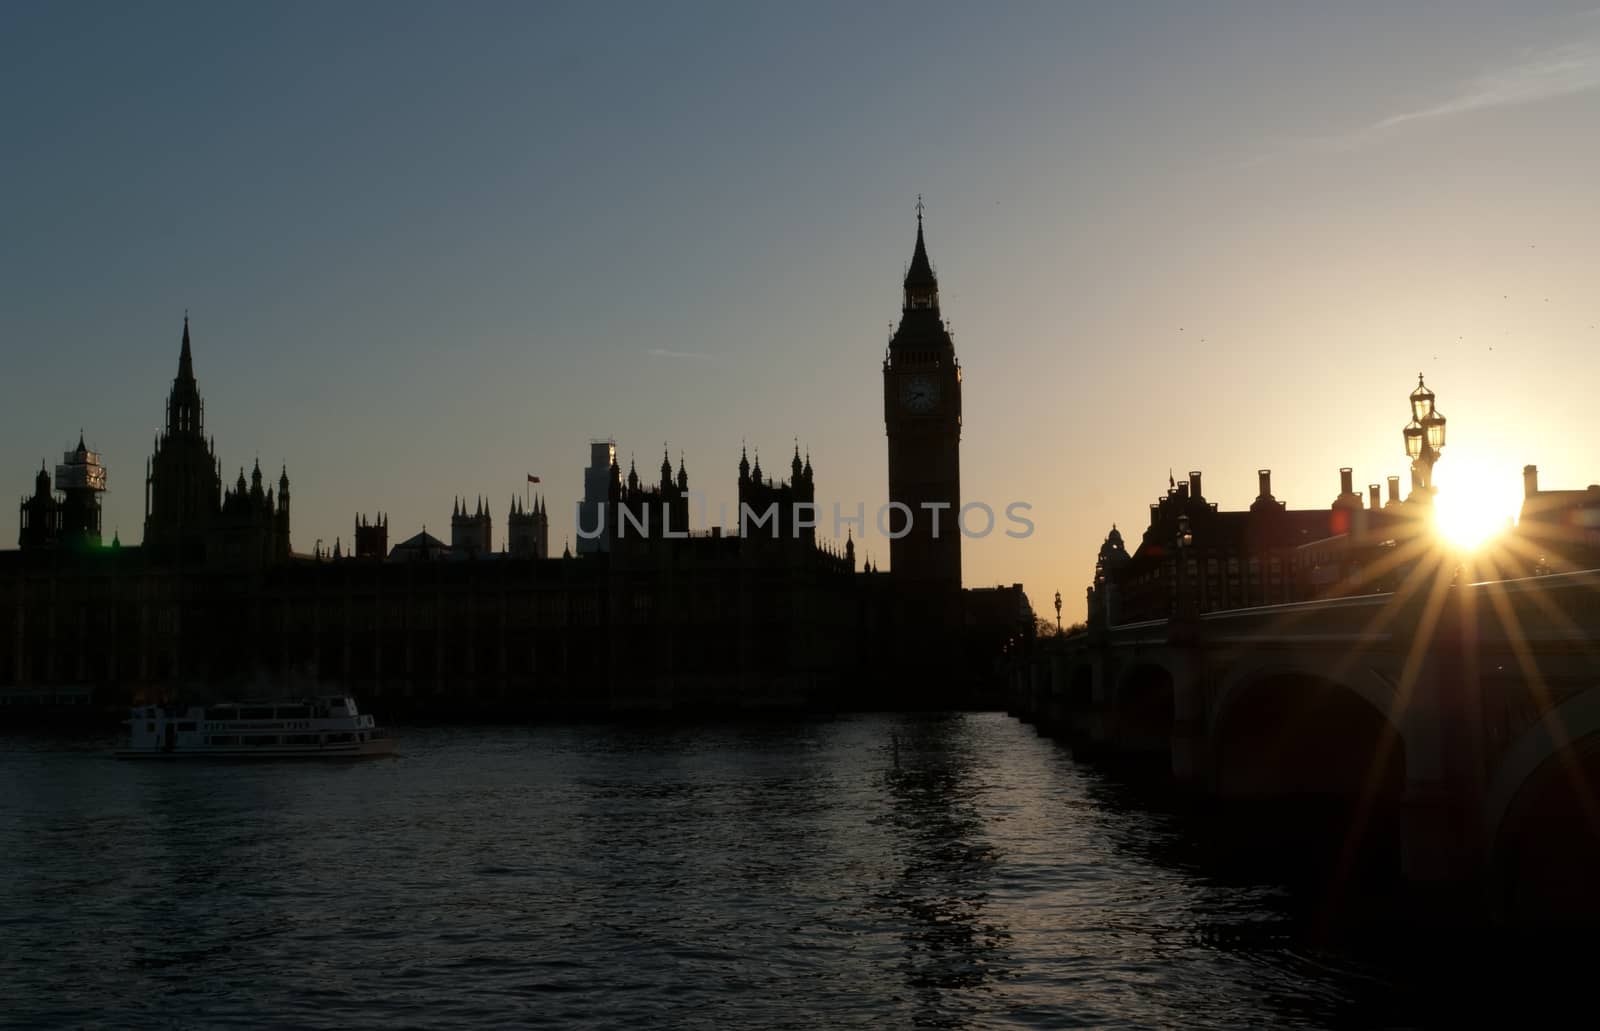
left=1404, top=374, right=1446, bottom=499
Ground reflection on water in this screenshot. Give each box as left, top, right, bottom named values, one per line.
left=0, top=714, right=1577, bottom=1028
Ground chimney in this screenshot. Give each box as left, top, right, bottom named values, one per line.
left=1369, top=483, right=1382, bottom=510
left=1150, top=503, right=1159, bottom=528
left=1387, top=476, right=1401, bottom=505
left=1523, top=464, right=1539, bottom=498
left=1257, top=469, right=1272, bottom=499
left=1340, top=467, right=1354, bottom=496
left=1177, top=480, right=1190, bottom=500
left=1189, top=470, right=1203, bottom=500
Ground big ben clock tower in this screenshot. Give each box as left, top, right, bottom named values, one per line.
left=883, top=201, right=962, bottom=592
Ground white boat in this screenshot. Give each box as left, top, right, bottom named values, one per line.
left=114, top=694, right=396, bottom=759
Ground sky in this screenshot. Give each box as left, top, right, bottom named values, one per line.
left=4, top=2, right=1599, bottom=615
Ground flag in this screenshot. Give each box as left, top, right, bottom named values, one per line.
left=527, top=474, right=540, bottom=483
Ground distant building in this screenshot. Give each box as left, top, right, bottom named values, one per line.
left=1516, top=464, right=1600, bottom=574
left=2, top=213, right=1031, bottom=711
left=355, top=513, right=388, bottom=560
left=577, top=440, right=616, bottom=555
left=17, top=466, right=60, bottom=550
left=143, top=318, right=228, bottom=563
left=450, top=497, right=492, bottom=557
left=54, top=435, right=106, bottom=548
left=1092, top=467, right=1418, bottom=626
left=507, top=495, right=548, bottom=559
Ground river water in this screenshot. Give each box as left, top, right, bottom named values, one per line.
left=0, top=713, right=1563, bottom=1028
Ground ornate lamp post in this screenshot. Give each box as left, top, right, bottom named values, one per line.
left=1404, top=374, right=1447, bottom=501
left=1054, top=590, right=1062, bottom=632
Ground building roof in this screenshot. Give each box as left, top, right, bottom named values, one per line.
left=389, top=530, right=450, bottom=560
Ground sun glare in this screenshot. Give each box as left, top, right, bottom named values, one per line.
left=1430, top=457, right=1519, bottom=551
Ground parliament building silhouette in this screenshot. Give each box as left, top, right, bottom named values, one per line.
left=3, top=216, right=1032, bottom=715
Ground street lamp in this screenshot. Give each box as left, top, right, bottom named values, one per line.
left=1404, top=374, right=1447, bottom=500
left=1054, top=590, right=1062, bottom=631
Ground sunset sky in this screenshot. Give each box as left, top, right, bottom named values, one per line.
left=5, top=2, right=1599, bottom=612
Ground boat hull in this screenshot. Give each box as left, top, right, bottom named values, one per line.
left=113, top=739, right=397, bottom=760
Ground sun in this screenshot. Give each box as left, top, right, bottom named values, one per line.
left=1430, top=457, right=1519, bottom=551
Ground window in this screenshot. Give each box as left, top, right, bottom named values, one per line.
left=177, top=722, right=196, bottom=732
left=209, top=736, right=239, bottom=745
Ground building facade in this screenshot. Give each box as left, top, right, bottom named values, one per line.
left=2, top=214, right=1032, bottom=715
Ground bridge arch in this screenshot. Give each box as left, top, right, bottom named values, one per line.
left=1209, top=664, right=1405, bottom=799
left=1484, top=685, right=1600, bottom=927
left=1113, top=661, right=1175, bottom=755
left=1206, top=665, right=1408, bottom=886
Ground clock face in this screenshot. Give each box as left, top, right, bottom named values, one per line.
left=900, top=375, right=940, bottom=413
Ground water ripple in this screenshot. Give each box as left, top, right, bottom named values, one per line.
left=0, top=714, right=1531, bottom=1029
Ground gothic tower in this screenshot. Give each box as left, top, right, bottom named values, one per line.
left=144, top=317, right=222, bottom=563
left=882, top=204, right=962, bottom=591
left=508, top=494, right=549, bottom=559
left=55, top=434, right=106, bottom=548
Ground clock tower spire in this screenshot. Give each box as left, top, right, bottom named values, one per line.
left=882, top=200, right=962, bottom=591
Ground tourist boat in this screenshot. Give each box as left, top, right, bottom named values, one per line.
left=114, top=694, right=396, bottom=759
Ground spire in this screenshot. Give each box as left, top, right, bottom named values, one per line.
left=178, top=313, right=195, bottom=383
left=739, top=444, right=750, bottom=484
left=791, top=442, right=803, bottom=483
left=903, top=198, right=937, bottom=296
left=677, top=452, right=688, bottom=491
left=803, top=449, right=812, bottom=479
left=661, top=446, right=672, bottom=487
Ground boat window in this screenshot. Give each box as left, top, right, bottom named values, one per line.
left=245, top=735, right=280, bottom=746
left=177, top=722, right=197, bottom=732
left=239, top=707, right=275, bottom=720
left=275, top=706, right=311, bottom=719
left=209, top=736, right=239, bottom=745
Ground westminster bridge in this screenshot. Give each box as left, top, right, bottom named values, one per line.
left=1007, top=567, right=1600, bottom=927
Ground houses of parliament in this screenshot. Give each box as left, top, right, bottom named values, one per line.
left=2, top=216, right=1032, bottom=715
